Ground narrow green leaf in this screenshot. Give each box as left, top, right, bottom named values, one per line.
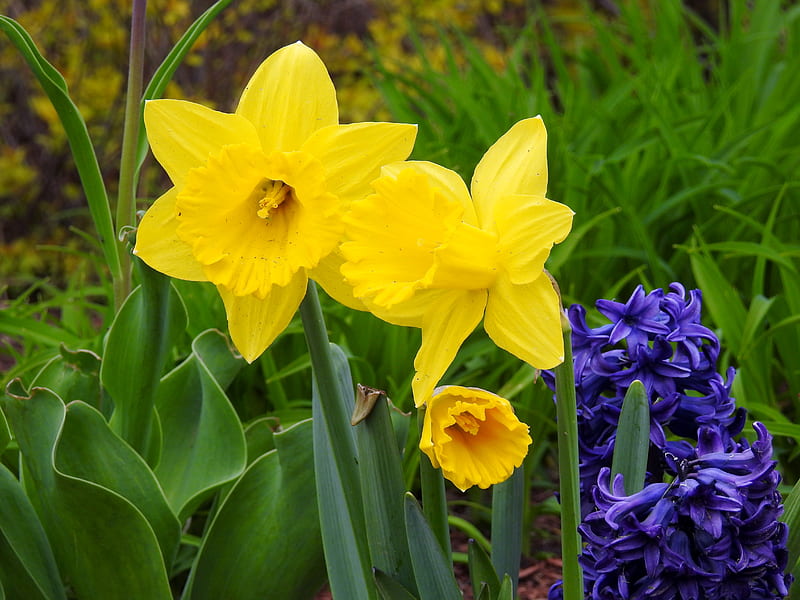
left=404, top=493, right=462, bottom=600
left=491, top=467, right=524, bottom=593
left=0, top=312, right=82, bottom=349
left=0, top=464, right=65, bottom=600
left=0, top=405, right=9, bottom=455
left=610, top=380, right=650, bottom=495
left=184, top=419, right=325, bottom=600
left=355, top=387, right=416, bottom=593
left=1, top=386, right=173, bottom=600
left=102, top=259, right=187, bottom=456
left=154, top=329, right=246, bottom=521
left=781, top=473, right=800, bottom=572
left=0, top=17, right=120, bottom=280
left=497, top=574, right=514, bottom=600
left=136, top=0, right=234, bottom=170
left=468, top=539, right=500, bottom=600
left=475, top=584, right=490, bottom=600
left=418, top=407, right=451, bottom=560
left=373, top=569, right=419, bottom=600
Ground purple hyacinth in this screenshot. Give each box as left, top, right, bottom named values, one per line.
left=544, top=284, right=791, bottom=598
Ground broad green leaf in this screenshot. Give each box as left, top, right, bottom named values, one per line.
left=0, top=17, right=120, bottom=280
left=154, top=329, right=246, bottom=521
left=404, top=493, right=462, bottom=600
left=30, top=346, right=107, bottom=417
left=468, top=539, right=500, bottom=600
left=355, top=387, right=416, bottom=593
left=1, top=386, right=173, bottom=600
left=0, top=464, right=65, bottom=600
left=610, top=380, right=650, bottom=495
left=184, top=419, right=325, bottom=600
left=373, top=569, right=419, bottom=600
left=312, top=342, right=374, bottom=600
left=102, top=259, right=187, bottom=456
left=244, top=416, right=277, bottom=465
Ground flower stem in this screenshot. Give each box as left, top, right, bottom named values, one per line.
left=114, top=0, right=147, bottom=309
left=418, top=407, right=452, bottom=561
left=554, top=310, right=585, bottom=600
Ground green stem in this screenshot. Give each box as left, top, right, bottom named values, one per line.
left=418, top=406, right=452, bottom=561
left=114, top=0, right=147, bottom=309
left=554, top=310, right=585, bottom=600
left=491, top=466, right=524, bottom=595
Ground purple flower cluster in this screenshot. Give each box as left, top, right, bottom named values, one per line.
left=545, top=283, right=791, bottom=599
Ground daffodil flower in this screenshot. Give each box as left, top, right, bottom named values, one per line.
left=420, top=386, right=532, bottom=491
left=341, top=117, right=573, bottom=405
left=134, top=42, right=416, bottom=361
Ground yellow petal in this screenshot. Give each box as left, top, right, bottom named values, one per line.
left=419, top=386, right=531, bottom=491
left=494, top=194, right=574, bottom=284
left=310, top=249, right=367, bottom=312
left=133, top=187, right=207, bottom=281
left=236, top=42, right=338, bottom=153
left=144, top=99, right=261, bottom=186
left=302, top=122, right=417, bottom=206
left=471, top=117, right=548, bottom=229
left=382, top=160, right=478, bottom=226
left=484, top=271, right=564, bottom=370
left=411, top=290, right=487, bottom=406
left=218, top=271, right=307, bottom=362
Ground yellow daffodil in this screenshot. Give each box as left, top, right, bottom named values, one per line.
left=134, top=42, right=416, bottom=361
left=340, top=117, right=573, bottom=406
left=420, top=386, right=532, bottom=491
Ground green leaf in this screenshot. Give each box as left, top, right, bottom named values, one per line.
left=243, top=416, right=277, bottom=464
left=497, top=574, right=514, bottom=600
left=0, top=17, right=120, bottom=280
left=610, top=380, right=650, bottom=495
left=184, top=419, right=325, bottom=600
left=468, top=539, right=500, bottom=600
left=154, top=329, right=246, bottom=521
left=312, top=344, right=375, bottom=600
left=30, top=346, right=107, bottom=417
left=0, top=464, right=65, bottom=600
left=0, top=405, right=9, bottom=455
left=404, top=493, right=462, bottom=600
left=102, top=260, right=187, bottom=456
left=136, top=0, right=235, bottom=171
left=2, top=385, right=174, bottom=600
left=490, top=467, right=524, bottom=593
left=781, top=473, right=800, bottom=573
left=373, top=569, right=419, bottom=600
left=355, top=387, right=416, bottom=593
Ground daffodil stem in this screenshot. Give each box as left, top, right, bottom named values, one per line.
left=491, top=466, right=524, bottom=595
left=554, top=310, right=585, bottom=600
left=418, top=407, right=452, bottom=561
left=114, top=0, right=147, bottom=310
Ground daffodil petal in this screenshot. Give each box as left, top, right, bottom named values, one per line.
left=133, top=187, right=207, bottom=281
left=218, top=271, right=307, bottom=362
left=144, top=99, right=261, bottom=186
left=236, top=42, right=338, bottom=153
left=303, top=122, right=417, bottom=206
left=411, top=289, right=487, bottom=406
left=310, top=249, right=366, bottom=311
left=471, top=117, right=548, bottom=228
left=494, top=194, right=574, bottom=284
left=382, top=160, right=478, bottom=225
left=485, top=271, right=564, bottom=369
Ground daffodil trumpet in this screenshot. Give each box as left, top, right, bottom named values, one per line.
left=134, top=42, right=416, bottom=361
